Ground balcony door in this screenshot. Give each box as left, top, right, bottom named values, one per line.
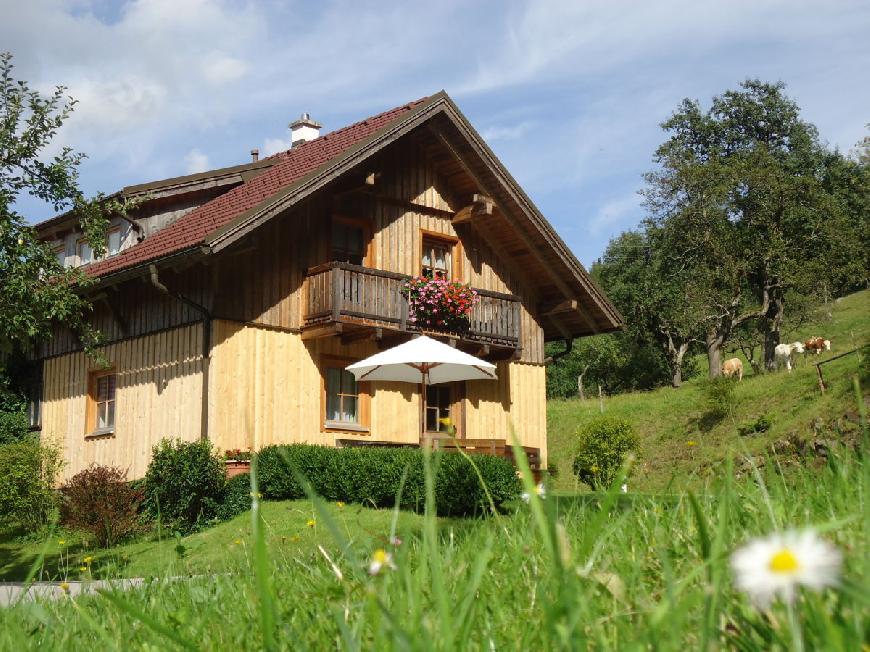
left=331, top=216, right=372, bottom=267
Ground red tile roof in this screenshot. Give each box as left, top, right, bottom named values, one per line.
left=85, top=96, right=432, bottom=279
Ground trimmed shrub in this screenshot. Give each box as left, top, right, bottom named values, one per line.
left=142, top=439, right=225, bottom=527
left=572, top=416, right=639, bottom=490
left=60, top=465, right=142, bottom=547
left=0, top=440, right=62, bottom=531
left=213, top=473, right=252, bottom=521
left=256, top=444, right=520, bottom=516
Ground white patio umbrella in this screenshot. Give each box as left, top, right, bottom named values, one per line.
left=345, top=335, right=497, bottom=439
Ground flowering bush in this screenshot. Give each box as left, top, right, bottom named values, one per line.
left=223, top=448, right=252, bottom=461
left=60, top=465, right=142, bottom=547
left=404, top=277, right=479, bottom=333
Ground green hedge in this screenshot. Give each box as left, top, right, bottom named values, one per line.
left=256, top=444, right=520, bottom=516
left=0, top=440, right=62, bottom=531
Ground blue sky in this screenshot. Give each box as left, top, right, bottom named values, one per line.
left=4, top=0, right=868, bottom=267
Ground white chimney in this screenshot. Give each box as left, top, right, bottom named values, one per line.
left=289, top=113, right=322, bottom=147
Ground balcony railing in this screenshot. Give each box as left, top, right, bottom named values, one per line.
left=303, top=262, right=521, bottom=348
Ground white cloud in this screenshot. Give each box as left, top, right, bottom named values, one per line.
left=261, top=136, right=291, bottom=158
left=183, top=148, right=210, bottom=174
left=202, top=54, right=248, bottom=85
left=587, top=194, right=642, bottom=237
left=480, top=121, right=534, bottom=142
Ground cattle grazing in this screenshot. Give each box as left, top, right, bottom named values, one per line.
left=774, top=342, right=804, bottom=372
left=722, top=358, right=744, bottom=381
left=804, top=337, right=831, bottom=355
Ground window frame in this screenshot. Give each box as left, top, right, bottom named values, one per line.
left=419, top=231, right=462, bottom=281
left=52, top=244, right=66, bottom=269
left=106, top=226, right=122, bottom=257
left=76, top=237, right=95, bottom=265
left=320, top=356, right=371, bottom=433
left=330, top=215, right=372, bottom=267
left=424, top=381, right=465, bottom=436
left=85, top=369, right=117, bottom=437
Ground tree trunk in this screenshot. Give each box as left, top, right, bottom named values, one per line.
left=707, top=331, right=724, bottom=378
left=577, top=365, right=589, bottom=400
left=670, top=342, right=689, bottom=388
left=762, top=293, right=784, bottom=371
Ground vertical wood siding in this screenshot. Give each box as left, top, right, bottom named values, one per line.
left=211, top=137, right=546, bottom=362
left=208, top=320, right=545, bottom=460
left=41, top=323, right=204, bottom=480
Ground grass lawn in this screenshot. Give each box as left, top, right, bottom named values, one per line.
left=0, top=443, right=866, bottom=650
left=548, top=289, right=869, bottom=492
left=1, top=500, right=439, bottom=582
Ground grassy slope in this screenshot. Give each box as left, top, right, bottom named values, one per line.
left=548, top=289, right=869, bottom=492
left=1, top=500, right=435, bottom=582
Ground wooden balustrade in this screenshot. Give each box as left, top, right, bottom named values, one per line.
left=304, top=262, right=521, bottom=348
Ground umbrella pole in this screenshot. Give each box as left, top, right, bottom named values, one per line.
left=420, top=367, right=427, bottom=446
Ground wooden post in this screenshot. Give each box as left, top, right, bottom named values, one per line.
left=331, top=267, right=341, bottom=322
left=816, top=363, right=826, bottom=394
left=598, top=384, right=604, bottom=413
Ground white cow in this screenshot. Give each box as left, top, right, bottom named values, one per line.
left=774, top=342, right=804, bottom=372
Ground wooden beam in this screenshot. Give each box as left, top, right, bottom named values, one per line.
left=428, top=124, right=591, bottom=326
left=340, top=326, right=383, bottom=345
left=452, top=194, right=494, bottom=225
left=540, top=299, right=578, bottom=317
left=301, top=323, right=343, bottom=341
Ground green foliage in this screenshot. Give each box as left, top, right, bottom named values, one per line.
left=212, top=473, right=252, bottom=522
left=257, top=444, right=520, bottom=516
left=572, top=416, right=639, bottom=490
left=59, top=465, right=142, bottom=547
left=142, top=439, right=225, bottom=528
left=0, top=439, right=61, bottom=531
left=701, top=376, right=739, bottom=420
left=737, top=414, right=773, bottom=437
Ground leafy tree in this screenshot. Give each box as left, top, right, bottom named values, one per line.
left=643, top=80, right=844, bottom=375
left=0, top=51, right=113, bottom=357
left=594, top=229, right=702, bottom=387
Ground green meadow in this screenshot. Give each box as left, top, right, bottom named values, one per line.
left=0, top=290, right=867, bottom=650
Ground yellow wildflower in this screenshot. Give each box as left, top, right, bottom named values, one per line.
left=306, top=518, right=316, bottom=528
left=59, top=582, right=70, bottom=594
left=336, top=501, right=345, bottom=509
left=83, top=556, right=94, bottom=564
left=687, top=440, right=697, bottom=447
left=57, top=539, right=66, bottom=546
left=368, top=548, right=397, bottom=575
left=233, top=539, right=242, bottom=545
left=78, top=566, right=88, bottom=572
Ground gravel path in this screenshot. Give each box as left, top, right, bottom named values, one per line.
left=0, top=578, right=145, bottom=606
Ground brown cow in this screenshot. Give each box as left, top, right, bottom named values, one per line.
left=804, top=337, right=831, bottom=355
left=722, top=358, right=743, bottom=381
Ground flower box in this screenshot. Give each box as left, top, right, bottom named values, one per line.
left=225, top=459, right=251, bottom=478
left=404, top=277, right=479, bottom=335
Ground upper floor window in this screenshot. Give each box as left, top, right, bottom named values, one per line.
left=107, top=227, right=122, bottom=256
left=87, top=370, right=116, bottom=434
left=53, top=244, right=66, bottom=268
left=76, top=227, right=123, bottom=265
left=77, top=238, right=94, bottom=265
left=421, top=235, right=455, bottom=280
left=331, top=217, right=369, bottom=266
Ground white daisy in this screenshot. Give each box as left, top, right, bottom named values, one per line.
left=368, top=549, right=397, bottom=576
left=521, top=482, right=546, bottom=503
left=730, top=529, right=842, bottom=607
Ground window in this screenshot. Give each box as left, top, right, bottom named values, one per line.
left=53, top=244, right=66, bottom=268
left=421, top=236, right=454, bottom=280
left=331, top=219, right=367, bottom=265
left=426, top=385, right=452, bottom=433
left=27, top=375, right=41, bottom=430
left=87, top=371, right=116, bottom=434
left=77, top=238, right=94, bottom=265
left=322, top=359, right=370, bottom=431
left=107, top=227, right=122, bottom=256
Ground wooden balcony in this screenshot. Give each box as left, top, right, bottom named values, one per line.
left=303, top=262, right=521, bottom=353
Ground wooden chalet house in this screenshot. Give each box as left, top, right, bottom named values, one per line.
left=34, top=92, right=621, bottom=480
